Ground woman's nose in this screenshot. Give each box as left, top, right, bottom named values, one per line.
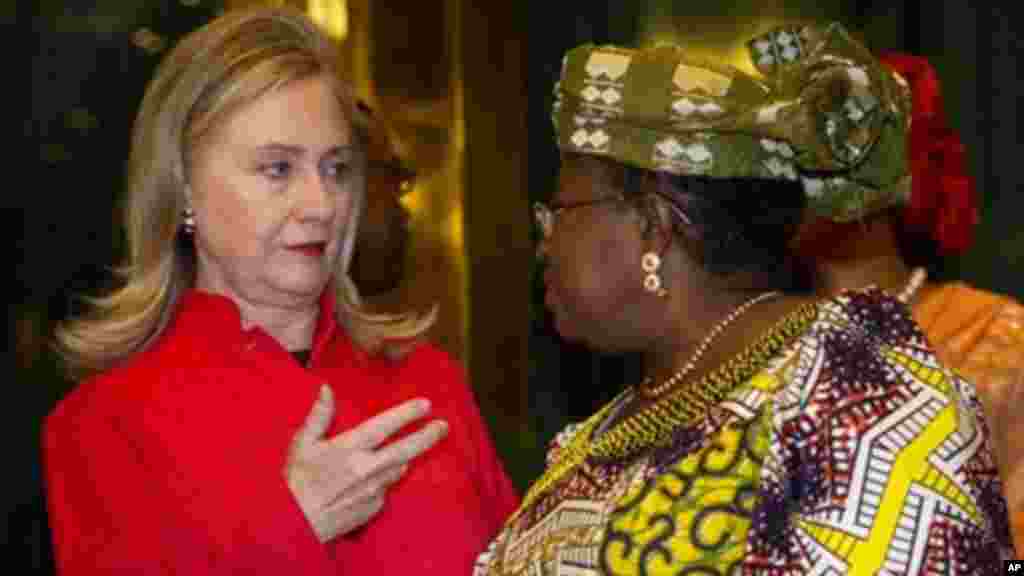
left=294, top=170, right=337, bottom=222
left=535, top=234, right=552, bottom=261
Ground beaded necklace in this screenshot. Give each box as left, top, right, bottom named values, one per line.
left=896, top=267, right=927, bottom=304
left=639, top=291, right=781, bottom=399
left=510, top=301, right=819, bottom=523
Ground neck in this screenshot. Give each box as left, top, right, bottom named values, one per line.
left=195, top=261, right=324, bottom=351
left=817, top=253, right=912, bottom=297
left=641, top=288, right=774, bottom=390
left=235, top=299, right=319, bottom=351
left=195, top=281, right=320, bottom=351
left=803, top=209, right=917, bottom=297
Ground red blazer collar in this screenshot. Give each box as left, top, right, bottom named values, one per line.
left=166, top=286, right=344, bottom=363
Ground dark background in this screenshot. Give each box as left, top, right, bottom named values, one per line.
left=16, top=1, right=1022, bottom=572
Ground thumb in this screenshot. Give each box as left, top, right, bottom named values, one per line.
left=294, top=385, right=335, bottom=449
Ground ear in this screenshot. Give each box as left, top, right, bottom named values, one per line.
left=638, top=190, right=703, bottom=251
left=624, top=194, right=668, bottom=260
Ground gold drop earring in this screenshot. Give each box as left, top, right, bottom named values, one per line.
left=641, top=252, right=667, bottom=297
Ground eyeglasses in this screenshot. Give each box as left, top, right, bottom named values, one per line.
left=533, top=196, right=622, bottom=239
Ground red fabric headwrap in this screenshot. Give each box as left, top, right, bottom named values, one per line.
left=878, top=52, right=979, bottom=255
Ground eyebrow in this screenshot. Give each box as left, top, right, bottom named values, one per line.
left=253, top=143, right=355, bottom=157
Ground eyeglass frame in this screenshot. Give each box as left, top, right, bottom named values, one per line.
left=533, top=196, right=624, bottom=240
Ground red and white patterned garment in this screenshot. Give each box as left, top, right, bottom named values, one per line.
left=475, top=289, right=1012, bottom=575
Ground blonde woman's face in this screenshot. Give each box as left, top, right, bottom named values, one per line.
left=189, top=74, right=355, bottom=310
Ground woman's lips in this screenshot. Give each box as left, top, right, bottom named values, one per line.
left=543, top=270, right=557, bottom=309
left=288, top=242, right=326, bottom=257
left=543, top=283, right=559, bottom=311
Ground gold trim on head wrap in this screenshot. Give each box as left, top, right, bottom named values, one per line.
left=552, top=23, right=912, bottom=222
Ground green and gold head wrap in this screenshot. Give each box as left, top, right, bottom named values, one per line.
left=553, top=23, right=912, bottom=222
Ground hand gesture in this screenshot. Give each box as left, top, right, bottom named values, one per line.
left=285, top=386, right=448, bottom=542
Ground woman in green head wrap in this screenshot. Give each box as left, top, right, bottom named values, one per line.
left=475, top=23, right=1012, bottom=575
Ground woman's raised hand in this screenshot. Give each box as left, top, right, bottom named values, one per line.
left=285, top=385, right=448, bottom=542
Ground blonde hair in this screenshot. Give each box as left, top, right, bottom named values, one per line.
left=55, top=6, right=435, bottom=380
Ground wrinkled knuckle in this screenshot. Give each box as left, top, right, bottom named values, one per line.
left=400, top=443, right=422, bottom=464
left=370, top=482, right=388, bottom=500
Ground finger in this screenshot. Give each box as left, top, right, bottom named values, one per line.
left=371, top=419, right=448, bottom=469
left=362, top=462, right=408, bottom=492
left=322, top=465, right=405, bottom=537
left=338, top=397, right=432, bottom=450
left=328, top=461, right=407, bottom=506
left=292, top=385, right=335, bottom=452
left=380, top=463, right=408, bottom=488
left=319, top=456, right=408, bottom=505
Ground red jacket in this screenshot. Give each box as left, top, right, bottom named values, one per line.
left=44, top=290, right=520, bottom=574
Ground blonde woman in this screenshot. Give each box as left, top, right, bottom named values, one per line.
left=44, top=7, right=518, bottom=574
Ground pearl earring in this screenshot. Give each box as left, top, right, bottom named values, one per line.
left=182, top=206, right=195, bottom=235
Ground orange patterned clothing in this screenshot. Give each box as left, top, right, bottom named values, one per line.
left=913, top=282, right=1024, bottom=554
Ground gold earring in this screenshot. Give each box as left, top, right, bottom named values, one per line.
left=641, top=252, right=666, bottom=297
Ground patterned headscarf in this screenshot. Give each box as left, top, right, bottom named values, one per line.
left=553, top=23, right=912, bottom=222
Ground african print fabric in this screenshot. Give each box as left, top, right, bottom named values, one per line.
left=474, top=289, right=1012, bottom=575
left=552, top=23, right=912, bottom=222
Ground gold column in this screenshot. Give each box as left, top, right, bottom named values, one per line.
left=344, top=0, right=371, bottom=104
left=459, top=1, right=531, bottom=443
left=447, top=0, right=469, bottom=361
left=344, top=0, right=468, bottom=364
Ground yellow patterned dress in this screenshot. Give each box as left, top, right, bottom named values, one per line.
left=475, top=289, right=1012, bottom=575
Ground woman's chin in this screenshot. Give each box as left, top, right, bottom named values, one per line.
left=551, top=311, right=572, bottom=340
left=553, top=313, right=628, bottom=353
left=270, top=273, right=331, bottom=301
left=551, top=312, right=595, bottom=348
